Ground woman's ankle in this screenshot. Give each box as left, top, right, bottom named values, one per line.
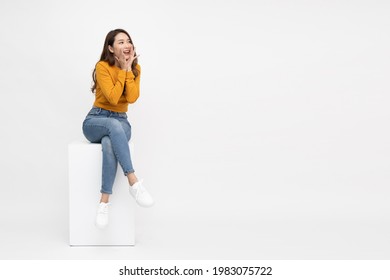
left=127, top=173, right=138, bottom=186
left=100, top=193, right=110, bottom=203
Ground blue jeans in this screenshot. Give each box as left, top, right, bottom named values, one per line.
left=82, top=107, right=134, bottom=194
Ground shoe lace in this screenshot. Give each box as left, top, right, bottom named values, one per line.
left=98, top=203, right=109, bottom=214
left=134, top=180, right=145, bottom=200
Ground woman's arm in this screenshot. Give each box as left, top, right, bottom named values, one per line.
left=96, top=62, right=126, bottom=105
left=124, top=64, right=141, bottom=104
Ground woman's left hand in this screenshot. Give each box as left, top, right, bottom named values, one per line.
left=127, top=46, right=140, bottom=71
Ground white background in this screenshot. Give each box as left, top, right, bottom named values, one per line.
left=0, top=0, right=389, bottom=259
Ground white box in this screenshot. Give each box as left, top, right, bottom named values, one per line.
left=68, top=140, right=135, bottom=246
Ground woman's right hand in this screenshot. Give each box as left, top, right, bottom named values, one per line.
left=115, top=50, right=132, bottom=71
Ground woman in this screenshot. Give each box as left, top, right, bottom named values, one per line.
left=82, top=29, right=154, bottom=229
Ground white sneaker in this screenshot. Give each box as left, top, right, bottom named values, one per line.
left=129, top=180, right=154, bottom=207
left=95, top=202, right=110, bottom=229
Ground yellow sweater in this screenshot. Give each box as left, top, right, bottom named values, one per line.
left=93, top=61, right=141, bottom=112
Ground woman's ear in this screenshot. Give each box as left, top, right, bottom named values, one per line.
left=108, top=45, right=114, bottom=53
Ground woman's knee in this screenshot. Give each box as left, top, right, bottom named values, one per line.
left=107, top=118, right=125, bottom=134
left=121, top=121, right=131, bottom=141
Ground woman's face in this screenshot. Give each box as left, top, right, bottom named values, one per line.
left=109, top=32, right=133, bottom=61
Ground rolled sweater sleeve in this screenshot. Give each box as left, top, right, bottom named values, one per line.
left=124, top=64, right=141, bottom=103
left=96, top=62, right=127, bottom=105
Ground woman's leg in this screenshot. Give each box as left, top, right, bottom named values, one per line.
left=116, top=117, right=153, bottom=207
left=83, top=117, right=135, bottom=176
left=117, top=118, right=139, bottom=186
left=83, top=114, right=152, bottom=207
left=100, top=136, right=118, bottom=201
left=83, top=116, right=136, bottom=204
left=99, top=134, right=137, bottom=201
